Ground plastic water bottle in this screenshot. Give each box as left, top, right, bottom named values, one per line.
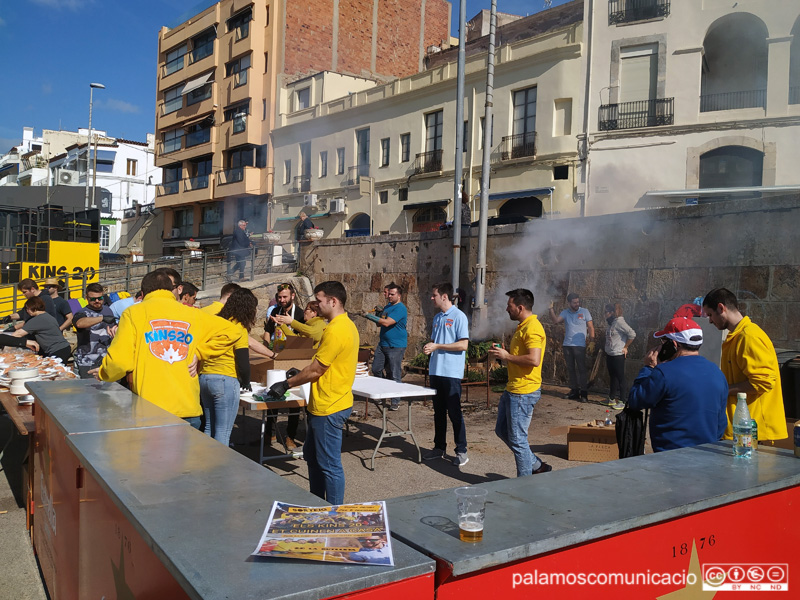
left=732, top=393, right=753, bottom=459
left=604, top=410, right=613, bottom=427
left=750, top=419, right=758, bottom=452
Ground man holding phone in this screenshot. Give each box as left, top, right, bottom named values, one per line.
left=627, top=317, right=728, bottom=452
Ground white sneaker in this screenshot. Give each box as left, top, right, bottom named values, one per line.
left=453, top=452, right=469, bottom=467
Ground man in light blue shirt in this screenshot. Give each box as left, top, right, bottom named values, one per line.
left=109, top=290, right=143, bottom=321
left=549, top=292, right=594, bottom=402
left=422, top=282, right=469, bottom=467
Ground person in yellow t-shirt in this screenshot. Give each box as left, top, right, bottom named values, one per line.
left=200, top=282, right=241, bottom=315
left=488, top=288, right=550, bottom=477
left=98, top=268, right=241, bottom=429
left=703, top=288, right=788, bottom=443
left=267, top=281, right=358, bottom=504
left=270, top=300, right=327, bottom=347
left=200, top=287, right=260, bottom=446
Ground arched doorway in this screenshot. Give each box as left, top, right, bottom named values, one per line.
left=701, top=13, right=768, bottom=111
left=412, top=206, right=446, bottom=232
left=699, top=146, right=763, bottom=189
left=346, top=213, right=370, bottom=237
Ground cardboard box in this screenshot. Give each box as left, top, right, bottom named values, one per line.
left=551, top=420, right=619, bottom=463
left=249, top=346, right=315, bottom=385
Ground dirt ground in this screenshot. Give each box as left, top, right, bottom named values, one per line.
left=230, top=373, right=645, bottom=503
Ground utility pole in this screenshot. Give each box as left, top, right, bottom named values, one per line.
left=84, top=82, right=105, bottom=210
left=451, top=0, right=467, bottom=291
left=473, top=0, right=497, bottom=335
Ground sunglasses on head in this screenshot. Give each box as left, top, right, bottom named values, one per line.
left=277, top=283, right=293, bottom=292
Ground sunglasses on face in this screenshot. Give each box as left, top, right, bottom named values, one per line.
left=87, top=296, right=104, bottom=302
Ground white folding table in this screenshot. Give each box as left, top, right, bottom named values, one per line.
left=238, top=390, right=306, bottom=464
left=350, top=376, right=435, bottom=470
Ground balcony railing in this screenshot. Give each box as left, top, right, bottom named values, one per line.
left=172, top=225, right=193, bottom=239
left=184, top=175, right=210, bottom=191
left=413, top=149, right=443, bottom=175
left=292, top=175, right=311, bottom=193
left=157, top=181, right=181, bottom=196
left=699, top=89, right=766, bottom=112
left=789, top=86, right=800, bottom=105
left=163, top=54, right=185, bottom=76
left=346, top=164, right=371, bottom=185
left=599, top=97, right=674, bottom=130
left=608, top=0, right=670, bottom=25
left=189, top=41, right=213, bottom=64
left=501, top=132, right=537, bottom=160
left=217, top=166, right=245, bottom=185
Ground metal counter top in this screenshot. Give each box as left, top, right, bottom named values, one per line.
left=67, top=424, right=434, bottom=600
left=386, top=443, right=800, bottom=577
left=27, top=380, right=187, bottom=435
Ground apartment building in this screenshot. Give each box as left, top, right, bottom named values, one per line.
left=154, top=0, right=451, bottom=250
left=270, top=0, right=584, bottom=240
left=579, top=0, right=800, bottom=215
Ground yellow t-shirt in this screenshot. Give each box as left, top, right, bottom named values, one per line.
left=201, top=320, right=249, bottom=378
left=201, top=301, right=224, bottom=315
left=310, top=313, right=359, bottom=416
left=506, top=314, right=546, bottom=395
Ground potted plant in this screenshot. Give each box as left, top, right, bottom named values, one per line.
left=304, top=227, right=324, bottom=240
left=184, top=238, right=200, bottom=249
left=264, top=230, right=281, bottom=243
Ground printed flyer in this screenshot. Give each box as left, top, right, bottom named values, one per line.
left=252, top=501, right=394, bottom=566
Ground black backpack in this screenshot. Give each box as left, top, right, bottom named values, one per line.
left=615, top=406, right=649, bottom=459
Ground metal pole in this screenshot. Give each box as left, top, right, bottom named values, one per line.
left=202, top=250, right=208, bottom=288
left=249, top=245, right=255, bottom=281
left=473, top=0, right=496, bottom=335
left=84, top=83, right=105, bottom=210
left=451, top=0, right=467, bottom=291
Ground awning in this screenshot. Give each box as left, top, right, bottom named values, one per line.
left=89, top=149, right=116, bottom=163
left=182, top=72, right=213, bottom=96
left=488, top=187, right=554, bottom=202
left=0, top=163, right=17, bottom=174
left=402, top=200, right=449, bottom=211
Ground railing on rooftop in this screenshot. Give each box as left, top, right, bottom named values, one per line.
left=608, top=0, right=670, bottom=25
left=599, top=97, right=674, bottom=131
left=413, top=149, right=443, bottom=175
left=699, top=89, right=766, bottom=112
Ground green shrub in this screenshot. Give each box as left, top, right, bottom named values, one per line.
left=464, top=368, right=486, bottom=383
left=409, top=352, right=430, bottom=368
left=489, top=365, right=508, bottom=383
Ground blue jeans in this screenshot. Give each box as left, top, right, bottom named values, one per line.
left=495, top=389, right=542, bottom=477
left=199, top=374, right=240, bottom=446
left=372, top=345, right=405, bottom=406
left=183, top=416, right=202, bottom=429
left=304, top=407, right=352, bottom=504
left=430, top=375, right=467, bottom=454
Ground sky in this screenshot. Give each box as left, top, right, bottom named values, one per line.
left=0, top=0, right=571, bottom=153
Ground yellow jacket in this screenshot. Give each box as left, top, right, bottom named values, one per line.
left=279, top=316, right=327, bottom=347
left=99, top=290, right=241, bottom=418
left=721, top=316, right=787, bottom=441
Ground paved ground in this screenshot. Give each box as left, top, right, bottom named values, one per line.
left=0, top=372, right=633, bottom=597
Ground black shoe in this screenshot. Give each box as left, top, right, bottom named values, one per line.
left=532, top=462, right=553, bottom=475
left=566, top=389, right=579, bottom=400
left=579, top=391, right=589, bottom=403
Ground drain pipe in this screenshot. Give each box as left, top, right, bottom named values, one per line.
left=473, top=0, right=496, bottom=335
left=451, top=0, right=467, bottom=291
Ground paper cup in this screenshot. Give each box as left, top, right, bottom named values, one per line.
left=266, top=369, right=287, bottom=388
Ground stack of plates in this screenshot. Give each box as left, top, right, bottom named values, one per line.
left=355, top=362, right=369, bottom=378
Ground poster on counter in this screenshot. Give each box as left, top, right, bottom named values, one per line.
left=252, top=501, right=394, bottom=566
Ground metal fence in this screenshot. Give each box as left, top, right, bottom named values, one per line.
left=608, top=0, right=670, bottom=25
left=699, top=89, right=766, bottom=112
left=0, top=241, right=298, bottom=316
left=599, top=97, right=674, bottom=131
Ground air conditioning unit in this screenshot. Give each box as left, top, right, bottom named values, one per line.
left=303, top=193, right=318, bottom=208
left=56, top=169, right=79, bottom=185
left=171, top=228, right=181, bottom=238
left=330, top=198, right=346, bottom=214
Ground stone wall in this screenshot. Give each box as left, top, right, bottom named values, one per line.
left=300, top=195, right=800, bottom=391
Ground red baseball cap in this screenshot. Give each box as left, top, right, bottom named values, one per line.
left=654, top=317, right=703, bottom=345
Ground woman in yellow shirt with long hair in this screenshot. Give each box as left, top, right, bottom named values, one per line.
left=200, top=288, right=258, bottom=445
left=271, top=301, right=327, bottom=347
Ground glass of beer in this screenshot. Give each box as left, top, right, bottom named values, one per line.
left=455, top=486, right=488, bottom=542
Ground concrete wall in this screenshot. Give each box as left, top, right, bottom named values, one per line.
left=300, top=195, right=800, bottom=391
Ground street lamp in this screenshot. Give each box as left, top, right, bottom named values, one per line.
left=84, top=82, right=105, bottom=210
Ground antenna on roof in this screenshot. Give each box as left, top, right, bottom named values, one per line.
left=544, top=0, right=552, bottom=7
